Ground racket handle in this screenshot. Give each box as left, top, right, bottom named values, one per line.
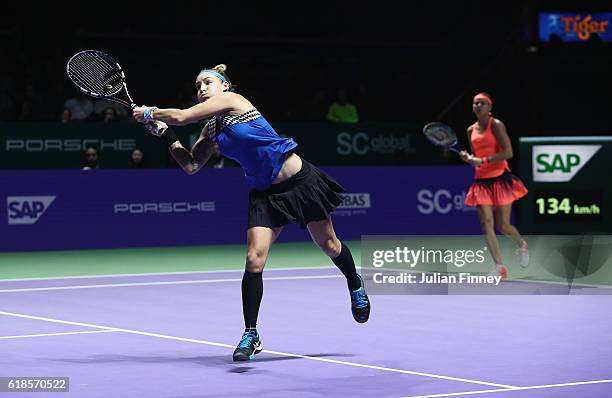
left=130, top=103, right=137, bottom=109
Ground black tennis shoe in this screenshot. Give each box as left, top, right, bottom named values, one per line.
left=350, top=274, right=370, bottom=323
left=232, top=329, right=263, bottom=362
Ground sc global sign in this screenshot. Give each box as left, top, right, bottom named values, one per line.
left=7, top=196, right=56, bottom=225
left=533, top=145, right=601, bottom=182
left=336, top=132, right=415, bottom=156
left=417, top=189, right=473, bottom=214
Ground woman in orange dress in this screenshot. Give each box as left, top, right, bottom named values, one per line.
left=460, top=92, right=529, bottom=278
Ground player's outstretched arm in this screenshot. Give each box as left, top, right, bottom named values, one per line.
left=145, top=121, right=214, bottom=175
left=134, top=93, right=238, bottom=126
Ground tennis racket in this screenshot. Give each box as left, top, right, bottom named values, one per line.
left=422, top=122, right=463, bottom=153
left=66, top=50, right=136, bottom=110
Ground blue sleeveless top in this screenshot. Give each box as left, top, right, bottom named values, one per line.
left=205, top=109, right=298, bottom=190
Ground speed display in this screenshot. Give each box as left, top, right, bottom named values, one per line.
left=519, top=137, right=611, bottom=233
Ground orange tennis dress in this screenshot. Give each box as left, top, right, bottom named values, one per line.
left=465, top=117, right=528, bottom=206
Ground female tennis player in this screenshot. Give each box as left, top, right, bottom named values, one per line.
left=132, top=64, right=370, bottom=361
left=459, top=92, right=529, bottom=279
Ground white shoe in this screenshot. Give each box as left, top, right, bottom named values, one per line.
left=488, top=264, right=508, bottom=280
left=517, top=240, right=529, bottom=268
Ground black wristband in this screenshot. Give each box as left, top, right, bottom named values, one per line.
left=160, top=128, right=179, bottom=147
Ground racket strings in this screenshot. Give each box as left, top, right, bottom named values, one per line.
left=425, top=128, right=455, bottom=146
left=69, top=53, right=123, bottom=95
left=70, top=61, right=111, bottom=94
left=78, top=57, right=120, bottom=93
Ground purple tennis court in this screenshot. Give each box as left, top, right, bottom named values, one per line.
left=2, top=267, right=612, bottom=398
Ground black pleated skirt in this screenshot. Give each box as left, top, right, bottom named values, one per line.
left=248, top=159, right=345, bottom=229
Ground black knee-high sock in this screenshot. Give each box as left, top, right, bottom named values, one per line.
left=331, top=241, right=360, bottom=291
left=242, top=271, right=263, bottom=329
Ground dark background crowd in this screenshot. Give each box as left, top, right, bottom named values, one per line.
left=0, top=1, right=610, bottom=140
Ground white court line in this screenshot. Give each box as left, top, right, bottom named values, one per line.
left=5, top=267, right=609, bottom=291
left=0, top=329, right=119, bottom=340
left=0, top=266, right=332, bottom=282
left=0, top=310, right=514, bottom=389
left=0, top=274, right=344, bottom=293
left=400, top=379, right=612, bottom=398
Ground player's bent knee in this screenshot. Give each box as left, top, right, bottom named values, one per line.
left=246, top=249, right=267, bottom=272
left=319, top=238, right=341, bottom=258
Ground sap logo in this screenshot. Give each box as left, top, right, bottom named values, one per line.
left=417, top=189, right=472, bottom=214
left=533, top=145, right=600, bottom=182
left=7, top=196, right=56, bottom=225
left=338, top=193, right=371, bottom=209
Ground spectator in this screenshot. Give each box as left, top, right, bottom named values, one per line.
left=63, top=92, right=94, bottom=121
left=82, top=146, right=100, bottom=170
left=94, top=99, right=128, bottom=120
left=326, top=87, right=359, bottom=123
left=128, top=147, right=145, bottom=168
left=102, top=106, right=117, bottom=123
